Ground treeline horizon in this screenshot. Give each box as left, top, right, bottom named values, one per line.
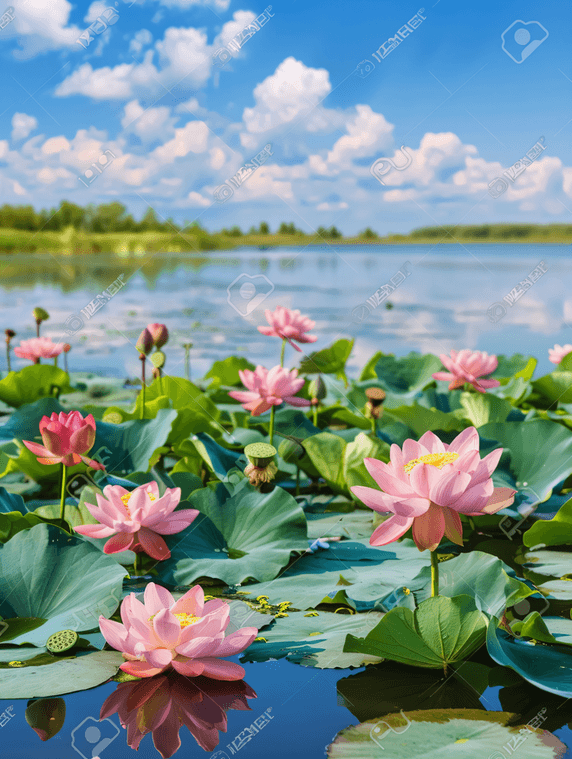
left=0, top=200, right=570, bottom=241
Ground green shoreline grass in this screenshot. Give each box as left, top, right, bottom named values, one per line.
left=0, top=224, right=571, bottom=254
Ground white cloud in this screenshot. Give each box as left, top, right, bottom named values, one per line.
left=11, top=113, right=38, bottom=141
left=121, top=100, right=177, bottom=143
left=187, top=191, right=211, bottom=206
left=129, top=29, right=153, bottom=55
left=5, top=0, right=83, bottom=58
left=316, top=201, right=349, bottom=211
left=84, top=1, right=109, bottom=23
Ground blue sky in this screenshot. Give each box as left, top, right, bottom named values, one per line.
left=0, top=0, right=570, bottom=234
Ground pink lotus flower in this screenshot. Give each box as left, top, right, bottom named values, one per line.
left=229, top=365, right=311, bottom=416
left=258, top=305, right=317, bottom=352
left=432, top=350, right=500, bottom=393
left=147, top=323, right=169, bottom=349
left=351, top=427, right=516, bottom=552
left=22, top=410, right=105, bottom=469
left=99, top=583, right=258, bottom=680
left=14, top=336, right=64, bottom=363
left=73, top=481, right=199, bottom=561
left=100, top=673, right=257, bottom=757
left=549, top=344, right=572, bottom=365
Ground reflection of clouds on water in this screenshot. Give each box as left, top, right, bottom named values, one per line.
left=1, top=245, right=571, bottom=378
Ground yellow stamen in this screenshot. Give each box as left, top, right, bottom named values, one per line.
left=403, top=452, right=459, bottom=474
left=120, top=489, right=157, bottom=516
left=148, top=611, right=201, bottom=628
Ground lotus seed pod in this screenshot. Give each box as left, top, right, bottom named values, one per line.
left=365, top=387, right=386, bottom=406
left=278, top=437, right=305, bottom=463
left=33, top=307, right=49, bottom=323
left=150, top=350, right=166, bottom=369
left=308, top=375, right=327, bottom=401
left=147, top=323, right=169, bottom=349
left=46, top=629, right=78, bottom=654
left=244, top=442, right=277, bottom=468
left=135, top=327, right=153, bottom=356
left=5, top=329, right=15, bottom=341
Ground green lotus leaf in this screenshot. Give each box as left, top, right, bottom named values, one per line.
left=92, top=408, right=178, bottom=475
left=157, top=482, right=308, bottom=585
left=374, top=352, right=442, bottom=403
left=523, top=496, right=572, bottom=547
left=241, top=610, right=384, bottom=668
left=0, top=397, right=67, bottom=442
left=0, top=524, right=127, bottom=646
left=384, top=402, right=466, bottom=435
left=478, top=419, right=572, bottom=509
left=0, top=650, right=125, bottom=699
left=487, top=617, right=572, bottom=697
left=459, top=392, right=516, bottom=427
left=344, top=595, right=487, bottom=669
left=306, top=512, right=374, bottom=540
left=327, top=710, right=564, bottom=758
left=412, top=551, right=534, bottom=617
left=491, top=354, right=537, bottom=380
left=204, top=356, right=255, bottom=387
left=299, top=339, right=354, bottom=380
left=241, top=539, right=429, bottom=611
left=532, top=369, right=572, bottom=405
left=0, top=366, right=74, bottom=408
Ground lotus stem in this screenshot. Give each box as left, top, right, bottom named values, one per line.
left=431, top=550, right=439, bottom=597
left=139, top=354, right=146, bottom=420
left=280, top=337, right=286, bottom=367
left=269, top=405, right=275, bottom=446
left=134, top=552, right=140, bottom=575
left=54, top=356, right=58, bottom=368
left=313, top=403, right=318, bottom=427
left=296, top=466, right=300, bottom=497
left=5, top=344, right=10, bottom=373
left=63, top=352, right=68, bottom=374
left=184, top=344, right=191, bottom=380
left=370, top=416, right=376, bottom=435
left=36, top=323, right=40, bottom=338
left=59, top=464, right=67, bottom=522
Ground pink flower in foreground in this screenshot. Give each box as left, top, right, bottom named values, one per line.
left=432, top=349, right=500, bottom=393
left=351, top=427, right=516, bottom=552
left=99, top=583, right=258, bottom=680
left=73, top=481, right=198, bottom=561
left=229, top=365, right=311, bottom=416
left=14, top=336, right=64, bottom=363
left=258, top=305, right=317, bottom=352
left=100, top=674, right=257, bottom=757
left=23, top=410, right=105, bottom=469
left=549, top=344, right=572, bottom=365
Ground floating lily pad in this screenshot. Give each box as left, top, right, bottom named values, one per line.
left=327, top=710, right=564, bottom=758
left=241, top=610, right=384, bottom=669
left=241, top=539, right=429, bottom=611
left=0, top=366, right=74, bottom=408
left=523, top=497, right=572, bottom=548
left=0, top=524, right=126, bottom=646
left=374, top=352, right=442, bottom=404
left=157, top=482, right=308, bottom=586
left=306, top=512, right=374, bottom=540
left=0, top=650, right=125, bottom=699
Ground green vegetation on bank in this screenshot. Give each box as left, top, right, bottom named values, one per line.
left=0, top=200, right=569, bottom=253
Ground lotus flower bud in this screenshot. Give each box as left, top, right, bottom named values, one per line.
left=147, top=323, right=169, bottom=349
left=33, top=308, right=49, bottom=324
left=135, top=328, right=153, bottom=356
left=150, top=350, right=166, bottom=369
left=244, top=442, right=278, bottom=486
left=278, top=437, right=305, bottom=463
left=62, top=343, right=71, bottom=353
left=308, top=375, right=326, bottom=402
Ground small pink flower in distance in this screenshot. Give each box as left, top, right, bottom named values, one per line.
left=99, top=582, right=258, bottom=680
left=73, top=481, right=199, bottom=561
left=432, top=350, right=500, bottom=393
left=229, top=365, right=311, bottom=416
left=14, top=336, right=64, bottom=364
left=351, top=427, right=516, bottom=552
left=549, top=344, right=572, bottom=365
left=258, top=306, right=317, bottom=352
left=22, top=410, right=105, bottom=469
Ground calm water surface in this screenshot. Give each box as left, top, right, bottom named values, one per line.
left=0, top=244, right=568, bottom=380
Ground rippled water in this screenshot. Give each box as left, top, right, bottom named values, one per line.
left=0, top=244, right=568, bottom=380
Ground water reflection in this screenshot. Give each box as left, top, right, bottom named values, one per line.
left=99, top=673, right=257, bottom=758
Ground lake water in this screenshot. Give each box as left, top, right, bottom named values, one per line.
left=0, top=244, right=568, bottom=381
